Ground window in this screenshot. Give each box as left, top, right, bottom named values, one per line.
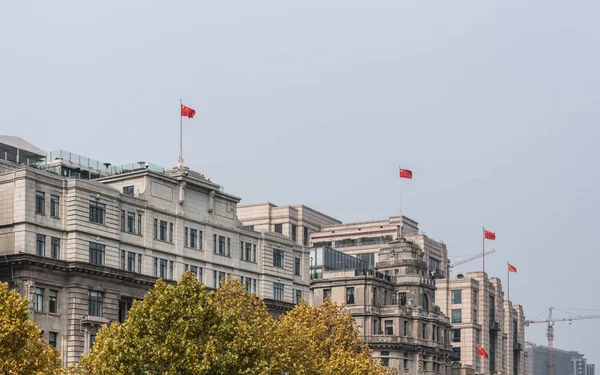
left=138, top=214, right=142, bottom=235
left=245, top=277, right=252, bottom=293
left=291, top=224, right=297, bottom=241
left=48, top=332, right=57, bottom=348
left=253, top=245, right=256, bottom=262
left=159, top=259, right=168, bottom=278
left=121, top=250, right=126, bottom=270
left=213, top=270, right=218, bottom=288
left=34, top=288, right=44, bottom=311
left=451, top=309, right=462, bottom=323
left=198, top=230, right=203, bottom=249
left=392, top=293, right=397, bottom=305
left=138, top=254, right=142, bottom=273
left=187, top=264, right=199, bottom=279
left=473, top=290, right=478, bottom=304
left=346, top=287, right=355, bottom=304
left=295, top=289, right=302, bottom=304
left=385, top=320, right=393, bottom=335
left=127, top=252, right=135, bottom=272
left=90, top=334, right=96, bottom=349
left=159, top=221, right=167, bottom=241
left=89, top=242, right=105, bottom=265
left=451, top=290, right=462, bottom=304
left=213, top=234, right=217, bottom=253
left=253, top=279, right=257, bottom=293
left=127, top=212, right=135, bottom=233
left=154, top=219, right=158, bottom=239
left=273, top=249, right=284, bottom=268
left=473, top=309, right=478, bottom=323
left=452, top=329, right=461, bottom=342
left=294, top=257, right=301, bottom=276
left=227, top=237, right=231, bottom=256
left=169, top=223, right=173, bottom=242
left=169, top=261, right=173, bottom=280
left=218, top=236, right=226, bottom=255
left=123, top=186, right=134, bottom=196
left=273, top=282, right=284, bottom=301
left=404, top=321, right=409, bottom=335
left=118, top=300, right=133, bottom=323
left=88, top=291, right=103, bottom=317
left=198, top=267, right=203, bottom=282
left=422, top=294, right=429, bottom=311
left=399, top=292, right=407, bottom=306
left=35, top=191, right=45, bottom=214
left=274, top=224, right=282, bottom=233
left=453, top=347, right=461, bottom=361
left=381, top=358, right=389, bottom=367
left=219, top=272, right=226, bottom=287
left=50, top=195, right=59, bottom=217
left=240, top=241, right=244, bottom=259
left=190, top=229, right=197, bottom=248
left=246, top=243, right=252, bottom=261
left=303, top=227, right=309, bottom=246
left=323, top=288, right=331, bottom=300
left=49, top=290, right=58, bottom=313
left=50, top=237, right=60, bottom=259
left=36, top=234, right=45, bottom=256
left=120, top=210, right=125, bottom=231
left=184, top=227, right=189, bottom=247
left=89, top=201, right=105, bottom=224
left=153, top=257, right=158, bottom=277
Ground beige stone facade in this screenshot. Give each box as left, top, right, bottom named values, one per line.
left=436, top=273, right=527, bottom=375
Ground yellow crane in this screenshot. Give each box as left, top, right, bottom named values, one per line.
left=524, top=307, right=600, bottom=375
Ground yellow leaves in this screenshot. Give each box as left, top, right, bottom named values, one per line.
left=0, top=282, right=64, bottom=375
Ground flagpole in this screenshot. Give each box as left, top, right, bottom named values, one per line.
left=507, top=261, right=510, bottom=301
left=482, top=227, right=485, bottom=273
left=179, top=98, right=183, bottom=165
left=398, top=166, right=402, bottom=217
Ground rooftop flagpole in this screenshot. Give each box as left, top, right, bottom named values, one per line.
left=179, top=98, right=183, bottom=165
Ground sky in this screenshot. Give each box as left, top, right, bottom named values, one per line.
left=2, top=0, right=600, bottom=366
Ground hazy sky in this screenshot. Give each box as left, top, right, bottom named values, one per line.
left=2, top=0, right=599, bottom=366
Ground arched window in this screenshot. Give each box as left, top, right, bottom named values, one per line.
left=422, top=294, right=429, bottom=311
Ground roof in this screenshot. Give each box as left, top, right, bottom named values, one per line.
left=0, top=136, right=46, bottom=157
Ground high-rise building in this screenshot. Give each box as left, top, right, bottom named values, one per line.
left=0, top=136, right=310, bottom=366
left=435, top=273, right=527, bottom=375
left=587, top=363, right=595, bottom=375
left=525, top=342, right=591, bottom=375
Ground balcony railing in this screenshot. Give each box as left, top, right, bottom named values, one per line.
left=489, top=321, right=501, bottom=331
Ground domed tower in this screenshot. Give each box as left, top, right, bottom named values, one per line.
left=376, top=237, right=436, bottom=312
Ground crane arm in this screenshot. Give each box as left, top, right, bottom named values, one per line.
left=525, top=314, right=600, bottom=326
left=450, top=249, right=496, bottom=268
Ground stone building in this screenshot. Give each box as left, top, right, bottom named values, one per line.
left=436, top=273, right=527, bottom=375
left=309, top=238, right=457, bottom=374
left=0, top=137, right=310, bottom=366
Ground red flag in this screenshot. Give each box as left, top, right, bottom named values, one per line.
left=181, top=104, right=196, bottom=118
left=483, top=229, right=496, bottom=240
left=508, top=263, right=517, bottom=273
left=477, top=346, right=489, bottom=358
left=399, top=169, right=413, bottom=179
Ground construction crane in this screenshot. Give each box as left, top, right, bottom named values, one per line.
left=446, top=249, right=496, bottom=277
left=525, top=307, right=600, bottom=375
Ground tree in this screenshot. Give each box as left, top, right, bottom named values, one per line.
left=0, top=281, right=63, bottom=375
left=273, top=300, right=395, bottom=375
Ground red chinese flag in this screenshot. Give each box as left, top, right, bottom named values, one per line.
left=483, top=229, right=496, bottom=240
left=508, top=263, right=517, bottom=273
left=181, top=104, right=196, bottom=118
left=477, top=346, right=489, bottom=358
left=399, top=169, right=413, bottom=179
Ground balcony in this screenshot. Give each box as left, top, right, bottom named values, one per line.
left=489, top=321, right=501, bottom=331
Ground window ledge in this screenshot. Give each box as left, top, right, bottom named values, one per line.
left=184, top=246, right=202, bottom=251
left=81, top=315, right=110, bottom=325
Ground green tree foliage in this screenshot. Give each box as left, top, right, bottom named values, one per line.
left=75, top=273, right=393, bottom=375
left=0, top=282, right=63, bottom=375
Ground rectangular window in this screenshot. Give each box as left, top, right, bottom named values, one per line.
left=36, top=234, right=45, bottom=257
left=451, top=309, right=462, bottom=324
left=184, top=227, right=189, bottom=247
left=121, top=250, right=126, bottom=270
left=169, top=261, right=173, bottom=280
left=153, top=257, right=158, bottom=277
left=123, top=186, right=134, bottom=196
left=120, top=210, right=126, bottom=231
left=138, top=254, right=142, bottom=273
left=227, top=238, right=231, bottom=257
left=213, top=270, right=217, bottom=288
left=49, top=290, right=58, bottom=313
left=188, top=264, right=198, bottom=278
left=88, top=291, right=103, bottom=317
left=89, top=242, right=105, bottom=265
left=35, top=288, right=44, bottom=311
left=245, top=277, right=252, bottom=293
left=381, top=358, right=389, bottom=367
left=385, top=320, right=393, bottom=335
left=473, top=290, right=478, bottom=305
left=274, top=224, right=282, bottom=233
left=295, top=289, right=302, bottom=304
left=50, top=195, right=59, bottom=217
left=118, top=300, right=133, bottom=323
left=273, top=282, right=284, bottom=301
left=159, top=259, right=167, bottom=278
left=127, top=252, right=135, bottom=272
left=253, top=279, right=257, bottom=293
left=169, top=223, right=173, bottom=242
left=422, top=323, right=426, bottom=339
left=323, top=288, right=331, bottom=300
left=198, top=267, right=203, bottom=282
left=253, top=245, right=256, bottom=262
left=291, top=224, right=297, bottom=241
left=404, top=321, right=409, bottom=336
left=137, top=214, right=142, bottom=235
left=392, top=293, right=397, bottom=305
left=294, top=257, right=301, bottom=276
left=451, top=290, right=462, bottom=304
left=453, top=347, right=461, bottom=362
left=36, top=191, right=45, bottom=214
left=399, top=292, right=407, bottom=306
left=48, top=332, right=57, bottom=348
left=245, top=243, right=252, bottom=261
left=303, top=227, right=309, bottom=246
left=89, top=201, right=105, bottom=224
left=159, top=221, right=167, bottom=241
left=240, top=241, right=244, bottom=259
left=213, top=234, right=217, bottom=253
left=218, top=236, right=226, bottom=255
left=90, top=334, right=96, bottom=349
left=346, top=287, right=355, bottom=304
left=153, top=219, right=158, bottom=239
left=273, top=249, right=284, bottom=268
left=198, top=230, right=203, bottom=249
left=190, top=229, right=197, bottom=248
left=473, top=309, right=478, bottom=324
left=219, top=272, right=226, bottom=287
left=127, top=212, right=135, bottom=233
left=452, top=329, right=461, bottom=342
left=50, top=237, right=60, bottom=259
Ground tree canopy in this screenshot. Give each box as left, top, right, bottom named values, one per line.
left=0, top=282, right=63, bottom=375
left=75, top=273, right=393, bottom=375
